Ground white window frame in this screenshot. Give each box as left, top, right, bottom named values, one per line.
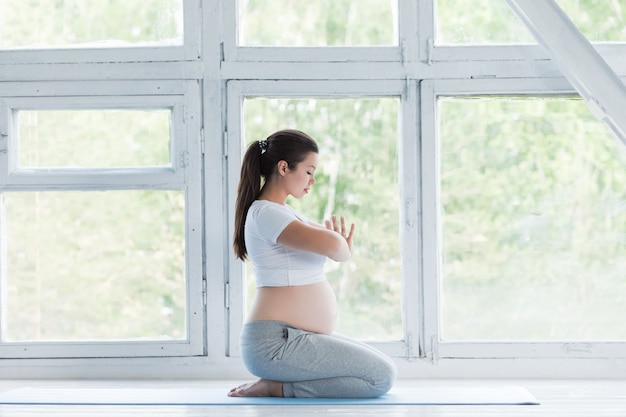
left=221, top=0, right=416, bottom=62
left=420, top=77, right=626, bottom=361
left=0, top=0, right=623, bottom=377
left=224, top=79, right=420, bottom=360
left=0, top=80, right=205, bottom=358
left=507, top=0, right=626, bottom=148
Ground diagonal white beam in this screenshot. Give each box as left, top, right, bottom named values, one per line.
left=506, top=0, right=626, bottom=147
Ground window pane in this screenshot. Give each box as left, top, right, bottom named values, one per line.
left=243, top=98, right=402, bottom=340
left=436, top=0, right=535, bottom=44
left=240, top=0, right=397, bottom=46
left=18, top=109, right=171, bottom=169
left=439, top=97, right=626, bottom=340
left=558, top=0, right=626, bottom=42
left=0, top=0, right=183, bottom=49
left=437, top=0, right=626, bottom=45
left=2, top=190, right=186, bottom=342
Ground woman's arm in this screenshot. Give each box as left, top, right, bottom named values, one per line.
left=277, top=215, right=355, bottom=262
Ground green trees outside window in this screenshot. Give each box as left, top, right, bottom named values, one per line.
left=440, top=97, right=626, bottom=340
left=240, top=0, right=396, bottom=46
left=0, top=0, right=183, bottom=48
left=437, top=0, right=626, bottom=44
left=4, top=190, right=186, bottom=342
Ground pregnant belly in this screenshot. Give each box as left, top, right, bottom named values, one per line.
left=247, top=281, right=337, bottom=334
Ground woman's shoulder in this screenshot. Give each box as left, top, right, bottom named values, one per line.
left=249, top=200, right=305, bottom=222
left=248, top=200, right=289, bottom=218
left=250, top=199, right=286, bottom=213
left=250, top=199, right=293, bottom=211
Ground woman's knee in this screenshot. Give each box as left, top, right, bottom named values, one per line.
left=371, top=357, right=397, bottom=396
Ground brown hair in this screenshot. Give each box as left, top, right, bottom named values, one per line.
left=233, top=129, right=319, bottom=260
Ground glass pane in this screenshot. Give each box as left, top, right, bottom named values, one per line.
left=243, top=97, right=402, bottom=340
left=18, top=109, right=171, bottom=169
left=0, top=0, right=183, bottom=49
left=2, top=190, right=186, bottom=342
left=439, top=97, right=626, bottom=340
left=437, top=0, right=626, bottom=44
left=240, top=0, right=397, bottom=46
left=436, top=0, right=535, bottom=44
left=558, top=0, right=626, bottom=42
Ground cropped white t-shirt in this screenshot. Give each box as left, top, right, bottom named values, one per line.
left=245, top=200, right=326, bottom=288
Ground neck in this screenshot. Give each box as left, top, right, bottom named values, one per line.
left=258, top=183, right=287, bottom=205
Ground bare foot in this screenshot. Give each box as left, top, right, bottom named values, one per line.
left=228, top=379, right=284, bottom=397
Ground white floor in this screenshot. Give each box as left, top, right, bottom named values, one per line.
left=0, top=379, right=625, bottom=416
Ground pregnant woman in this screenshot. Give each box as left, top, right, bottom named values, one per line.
left=229, top=129, right=396, bottom=398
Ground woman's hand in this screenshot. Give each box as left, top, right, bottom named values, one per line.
left=325, top=215, right=355, bottom=256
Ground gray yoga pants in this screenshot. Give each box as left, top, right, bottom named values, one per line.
left=240, top=320, right=397, bottom=398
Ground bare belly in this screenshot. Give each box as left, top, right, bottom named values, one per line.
left=247, top=281, right=337, bottom=335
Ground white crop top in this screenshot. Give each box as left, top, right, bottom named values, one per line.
left=245, top=200, right=327, bottom=288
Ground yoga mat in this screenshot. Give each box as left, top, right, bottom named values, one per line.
left=0, top=386, right=539, bottom=406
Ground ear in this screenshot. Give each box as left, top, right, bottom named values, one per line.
left=277, top=160, right=289, bottom=176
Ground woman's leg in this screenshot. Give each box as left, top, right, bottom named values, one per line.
left=238, top=321, right=397, bottom=398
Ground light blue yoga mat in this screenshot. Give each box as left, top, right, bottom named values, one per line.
left=0, top=386, right=539, bottom=406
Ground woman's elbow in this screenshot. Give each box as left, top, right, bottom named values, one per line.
left=331, top=252, right=351, bottom=262
left=326, top=236, right=351, bottom=262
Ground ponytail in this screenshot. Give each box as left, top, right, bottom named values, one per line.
left=233, top=141, right=263, bottom=261
left=233, top=129, right=319, bottom=261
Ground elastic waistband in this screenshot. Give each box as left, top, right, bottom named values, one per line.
left=242, top=320, right=301, bottom=339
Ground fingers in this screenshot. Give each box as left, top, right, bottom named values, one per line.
left=328, top=215, right=354, bottom=238
left=347, top=222, right=355, bottom=239
left=329, top=215, right=342, bottom=235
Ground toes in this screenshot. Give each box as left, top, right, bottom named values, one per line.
left=228, top=382, right=253, bottom=397
left=228, top=384, right=246, bottom=397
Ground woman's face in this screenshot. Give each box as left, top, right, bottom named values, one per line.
left=284, top=152, right=318, bottom=199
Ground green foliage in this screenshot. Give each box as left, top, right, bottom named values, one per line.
left=437, top=0, right=626, bottom=44
left=5, top=108, right=184, bottom=342
left=241, top=0, right=395, bottom=46
left=19, top=110, right=170, bottom=168
left=436, top=0, right=534, bottom=44
left=5, top=190, right=186, bottom=341
left=440, top=97, right=626, bottom=340
left=0, top=0, right=182, bottom=48
left=559, top=0, right=626, bottom=41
